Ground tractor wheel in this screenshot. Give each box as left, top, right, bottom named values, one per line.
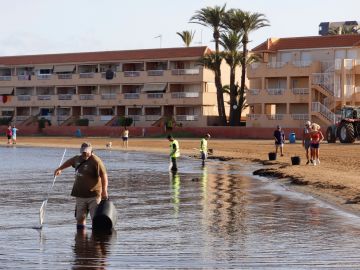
left=326, top=126, right=336, bottom=143
left=337, top=122, right=356, bottom=143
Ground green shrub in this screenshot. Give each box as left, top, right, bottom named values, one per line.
left=114, top=116, right=133, bottom=127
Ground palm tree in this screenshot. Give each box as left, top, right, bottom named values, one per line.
left=191, top=5, right=227, bottom=125
left=176, top=30, right=195, bottom=47
left=219, top=30, right=242, bottom=125
left=328, top=25, right=359, bottom=35
left=224, top=9, right=269, bottom=125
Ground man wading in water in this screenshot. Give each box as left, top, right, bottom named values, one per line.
left=54, top=142, right=108, bottom=230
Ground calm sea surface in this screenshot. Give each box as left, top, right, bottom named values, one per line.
left=1, top=146, right=360, bottom=269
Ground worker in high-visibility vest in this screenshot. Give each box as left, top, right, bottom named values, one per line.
left=200, top=133, right=211, bottom=166
left=167, top=134, right=180, bottom=172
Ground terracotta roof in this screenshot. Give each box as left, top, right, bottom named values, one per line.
left=252, top=35, right=360, bottom=52
left=0, top=46, right=210, bottom=66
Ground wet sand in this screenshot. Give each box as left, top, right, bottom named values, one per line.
left=9, top=136, right=360, bottom=215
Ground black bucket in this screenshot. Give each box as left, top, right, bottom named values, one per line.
left=268, top=152, right=277, bottom=161
left=291, top=156, right=301, bottom=165
left=92, top=199, right=117, bottom=232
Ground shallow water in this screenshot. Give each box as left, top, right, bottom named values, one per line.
left=1, top=146, right=360, bottom=269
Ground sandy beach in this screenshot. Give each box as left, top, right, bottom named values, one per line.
left=8, top=136, right=360, bottom=215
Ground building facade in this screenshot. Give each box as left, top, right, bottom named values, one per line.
left=0, top=46, right=227, bottom=127
left=246, top=35, right=360, bottom=129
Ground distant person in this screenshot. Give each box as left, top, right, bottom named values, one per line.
left=6, top=125, right=12, bottom=144
left=54, top=142, right=108, bottom=230
left=167, top=134, right=180, bottom=172
left=122, top=127, right=129, bottom=148
left=11, top=125, right=19, bottom=144
left=310, top=123, right=324, bottom=166
left=200, top=133, right=211, bottom=166
left=273, top=125, right=285, bottom=156
left=302, top=121, right=312, bottom=164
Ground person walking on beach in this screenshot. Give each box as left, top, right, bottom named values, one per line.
left=6, top=125, right=12, bottom=144
left=11, top=125, right=19, bottom=144
left=310, top=123, right=324, bottom=166
left=273, top=125, right=285, bottom=156
left=167, top=134, right=180, bottom=172
left=302, top=121, right=312, bottom=164
left=122, top=127, right=129, bottom=148
left=54, top=142, right=108, bottom=230
left=200, top=133, right=211, bottom=166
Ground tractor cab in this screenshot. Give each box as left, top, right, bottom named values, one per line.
left=341, top=106, right=360, bottom=120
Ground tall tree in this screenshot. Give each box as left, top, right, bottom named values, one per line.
left=191, top=5, right=227, bottom=125
left=328, top=25, right=359, bottom=35
left=219, top=30, right=242, bottom=125
left=224, top=9, right=269, bottom=125
left=176, top=30, right=195, bottom=47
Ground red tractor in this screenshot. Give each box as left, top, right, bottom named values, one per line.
left=326, top=106, right=360, bottom=143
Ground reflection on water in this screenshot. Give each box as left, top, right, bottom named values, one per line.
left=1, top=147, right=360, bottom=269
left=73, top=230, right=117, bottom=270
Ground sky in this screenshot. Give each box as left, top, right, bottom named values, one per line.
left=1, top=0, right=360, bottom=56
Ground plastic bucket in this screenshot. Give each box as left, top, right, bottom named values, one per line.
left=291, top=156, right=301, bottom=165
left=289, top=132, right=296, bottom=143
left=268, top=152, right=277, bottom=160
left=92, top=200, right=117, bottom=232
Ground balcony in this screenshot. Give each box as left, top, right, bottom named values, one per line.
left=0, top=76, right=12, bottom=81
left=145, top=115, right=161, bottom=121
left=79, top=73, right=95, bottom=79
left=291, top=114, right=309, bottom=120
left=79, top=94, right=95, bottom=100
left=266, top=88, right=285, bottom=95
left=246, top=114, right=261, bottom=120
left=38, top=95, right=52, bottom=100
left=17, top=95, right=31, bottom=101
left=124, top=93, right=140, bottom=99
left=127, top=115, right=141, bottom=121
left=171, top=69, right=200, bottom=75
left=100, top=115, right=113, bottom=122
left=147, top=93, right=163, bottom=99
left=247, top=89, right=260, bottom=95
left=175, top=115, right=198, bottom=121
left=58, top=74, right=73, bottom=79
left=147, top=70, right=164, bottom=76
left=58, top=94, right=72, bottom=100
left=37, top=74, right=52, bottom=80
left=291, top=88, right=309, bottom=95
left=292, top=60, right=312, bottom=67
left=171, top=92, right=199, bottom=98
left=82, top=115, right=95, bottom=121
left=18, top=75, right=30, bottom=80
left=101, top=93, right=117, bottom=100
left=15, top=115, right=30, bottom=122
left=57, top=115, right=71, bottom=121
left=266, top=114, right=284, bottom=120
left=124, top=71, right=141, bottom=77
left=267, top=62, right=286, bottom=69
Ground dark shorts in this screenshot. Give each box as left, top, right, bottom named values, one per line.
left=304, top=141, right=311, bottom=150
left=122, top=137, right=128, bottom=141
left=7, top=135, right=11, bottom=140
left=311, top=143, right=320, bottom=149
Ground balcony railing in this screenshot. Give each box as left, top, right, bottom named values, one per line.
left=171, top=92, right=199, bottom=98
left=175, top=115, right=198, bottom=121
left=82, top=115, right=95, bottom=121
left=18, top=75, right=31, bottom=80
left=57, top=115, right=70, bottom=121
left=79, top=73, right=95, bottom=78
left=267, top=88, right=285, bottom=95
left=37, top=74, right=52, bottom=80
left=101, top=93, right=117, bottom=100
left=37, top=95, right=52, bottom=100
left=311, top=101, right=336, bottom=123
left=171, top=69, right=200, bottom=75
left=79, top=94, right=94, bottom=100
left=344, top=85, right=354, bottom=98
left=246, top=114, right=261, bottom=120
left=311, top=73, right=335, bottom=96
left=291, top=114, right=309, bottom=120
left=100, top=115, right=113, bottom=121
left=293, top=60, right=312, bottom=67
left=292, top=88, right=309, bottom=95
left=58, top=74, right=73, bottom=79
left=250, top=62, right=260, bottom=69
left=247, top=89, right=260, bottom=95
left=0, top=76, right=12, bottom=81
left=127, top=115, right=141, bottom=121
left=147, top=70, right=164, bottom=76
left=58, top=94, right=73, bottom=100
left=267, top=62, right=285, bottom=68
left=145, top=115, right=161, bottom=121
left=16, top=115, right=30, bottom=121
left=38, top=115, right=52, bottom=121
left=147, top=93, right=163, bottom=99
left=124, top=93, right=140, bottom=99
left=17, top=95, right=31, bottom=101
left=266, top=114, right=284, bottom=120
left=124, top=71, right=141, bottom=77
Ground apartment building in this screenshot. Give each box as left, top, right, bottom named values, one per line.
left=246, top=35, right=360, bottom=129
left=0, top=46, right=226, bottom=127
